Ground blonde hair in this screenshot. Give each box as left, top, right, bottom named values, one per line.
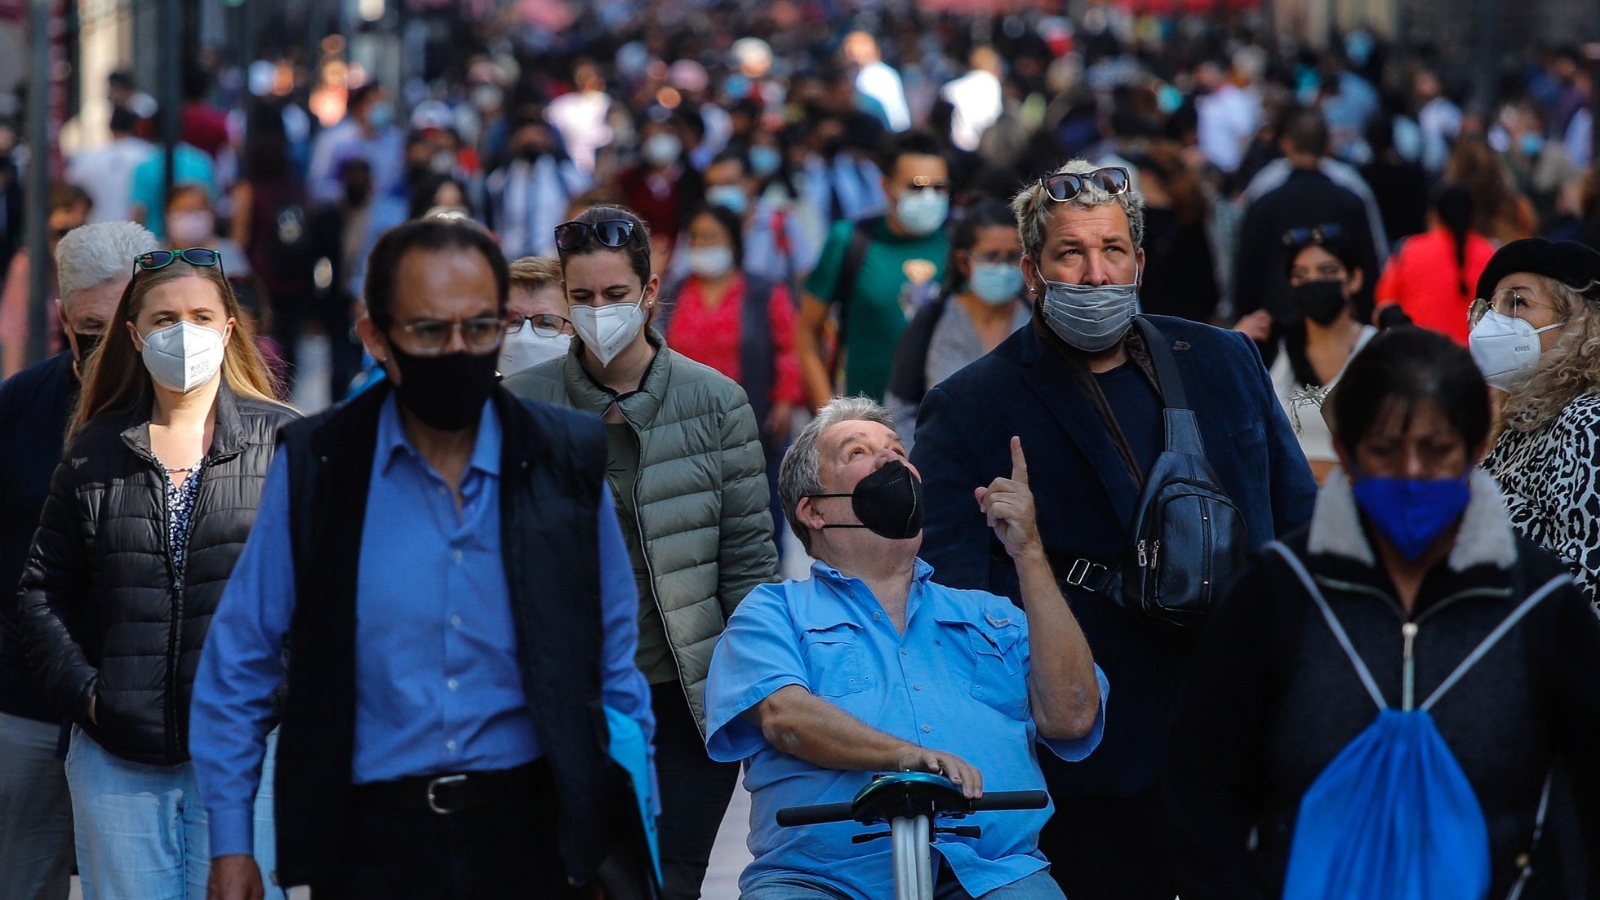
left=508, top=256, right=562, bottom=294
left=71, top=261, right=285, bottom=437
left=1502, top=275, right=1600, bottom=434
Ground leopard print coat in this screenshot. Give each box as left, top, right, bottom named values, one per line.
left=1484, top=391, right=1600, bottom=605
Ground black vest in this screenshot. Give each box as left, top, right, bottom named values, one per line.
left=273, top=383, right=617, bottom=887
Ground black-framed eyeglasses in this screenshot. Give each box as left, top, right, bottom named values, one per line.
left=1039, top=167, right=1131, bottom=202
left=392, top=316, right=505, bottom=355
left=506, top=312, right=573, bottom=338
left=554, top=219, right=639, bottom=252
left=1281, top=223, right=1344, bottom=248
left=133, top=248, right=223, bottom=274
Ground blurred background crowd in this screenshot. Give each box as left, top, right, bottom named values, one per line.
left=0, top=0, right=1597, bottom=412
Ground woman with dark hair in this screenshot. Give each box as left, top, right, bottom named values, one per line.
left=1130, top=141, right=1221, bottom=324
left=18, top=249, right=296, bottom=898
left=885, top=199, right=1030, bottom=449
left=408, top=171, right=471, bottom=220
left=1373, top=182, right=1496, bottom=344
left=502, top=205, right=777, bottom=900
left=1167, top=327, right=1600, bottom=900
left=231, top=102, right=314, bottom=364
left=659, top=203, right=804, bottom=456
left=1445, top=136, right=1536, bottom=245
left=1271, top=225, right=1378, bottom=484
left=1474, top=238, right=1600, bottom=601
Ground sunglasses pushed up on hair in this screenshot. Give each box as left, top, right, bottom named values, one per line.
left=553, top=219, right=640, bottom=252
left=1039, top=167, right=1132, bottom=203
left=133, top=248, right=223, bottom=275
left=1281, top=223, right=1344, bottom=248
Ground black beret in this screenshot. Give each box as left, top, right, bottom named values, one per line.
left=1475, top=238, right=1600, bottom=302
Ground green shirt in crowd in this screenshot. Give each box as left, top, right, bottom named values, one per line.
left=804, top=217, right=948, bottom=402
left=605, top=422, right=678, bottom=685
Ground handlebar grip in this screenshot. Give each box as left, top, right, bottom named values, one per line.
left=776, top=801, right=857, bottom=827
left=968, top=790, right=1049, bottom=812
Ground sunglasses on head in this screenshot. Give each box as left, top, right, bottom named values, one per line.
left=553, top=219, right=640, bottom=252
left=133, top=248, right=223, bottom=274
left=1281, top=223, right=1344, bottom=248
left=1039, top=167, right=1131, bottom=203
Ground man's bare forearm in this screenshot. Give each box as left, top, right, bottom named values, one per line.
left=746, top=685, right=914, bottom=771
left=1017, top=549, right=1100, bottom=740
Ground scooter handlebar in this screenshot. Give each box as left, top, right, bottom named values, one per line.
left=776, top=801, right=858, bottom=827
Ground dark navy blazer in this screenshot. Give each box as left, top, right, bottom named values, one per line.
left=912, top=315, right=1317, bottom=797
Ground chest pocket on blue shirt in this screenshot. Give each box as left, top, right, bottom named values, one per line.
left=944, top=616, right=1028, bottom=720
left=801, top=623, right=867, bottom=698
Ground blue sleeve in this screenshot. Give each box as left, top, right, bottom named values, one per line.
left=190, top=452, right=296, bottom=858
left=597, top=485, right=656, bottom=758
left=702, top=584, right=807, bottom=762
left=912, top=384, right=995, bottom=592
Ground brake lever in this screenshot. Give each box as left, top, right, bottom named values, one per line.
left=851, top=831, right=892, bottom=844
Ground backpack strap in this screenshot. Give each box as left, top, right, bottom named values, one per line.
left=1420, top=574, right=1571, bottom=711
left=1268, top=542, right=1389, bottom=711
left=1133, top=317, right=1189, bottom=411
left=827, top=216, right=880, bottom=386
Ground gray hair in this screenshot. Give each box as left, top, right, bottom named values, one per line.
left=779, top=397, right=897, bottom=552
left=55, top=222, right=159, bottom=307
left=1011, top=159, right=1146, bottom=262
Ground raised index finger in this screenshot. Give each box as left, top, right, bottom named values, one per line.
left=1010, top=436, right=1028, bottom=485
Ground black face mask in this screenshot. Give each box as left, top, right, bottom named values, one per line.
left=808, top=459, right=924, bottom=541
left=387, top=346, right=500, bottom=432
left=344, top=182, right=373, bottom=206
left=72, top=331, right=101, bottom=366
left=1290, top=280, right=1349, bottom=326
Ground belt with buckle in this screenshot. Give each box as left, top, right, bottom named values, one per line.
left=352, top=761, right=542, bottom=816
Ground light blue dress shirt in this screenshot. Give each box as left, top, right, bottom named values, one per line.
left=191, top=396, right=654, bottom=857
left=704, top=559, right=1109, bottom=900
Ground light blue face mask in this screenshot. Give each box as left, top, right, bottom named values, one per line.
left=895, top=191, right=949, bottom=237
left=706, top=184, right=749, bottom=215
left=750, top=146, right=783, bottom=177
left=1039, top=266, right=1142, bottom=353
left=970, top=263, right=1024, bottom=305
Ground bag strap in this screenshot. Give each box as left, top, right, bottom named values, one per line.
left=1134, top=316, right=1190, bottom=411
left=1505, top=769, right=1556, bottom=900
left=1420, top=574, right=1571, bottom=711
left=1267, top=542, right=1389, bottom=711
left=827, top=216, right=880, bottom=385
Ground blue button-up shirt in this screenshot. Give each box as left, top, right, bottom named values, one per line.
left=705, top=559, right=1108, bottom=900
left=191, top=396, right=654, bottom=857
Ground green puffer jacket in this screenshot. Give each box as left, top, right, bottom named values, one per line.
left=502, top=329, right=779, bottom=735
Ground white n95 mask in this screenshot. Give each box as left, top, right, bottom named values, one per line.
left=498, top=328, right=572, bottom=376
left=1468, top=309, right=1560, bottom=391
left=140, top=321, right=227, bottom=393
left=570, top=292, right=647, bottom=367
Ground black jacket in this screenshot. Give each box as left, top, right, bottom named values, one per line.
left=17, top=384, right=297, bottom=764
left=0, top=351, right=76, bottom=722
left=1165, top=471, right=1600, bottom=900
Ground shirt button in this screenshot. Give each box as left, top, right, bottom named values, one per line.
left=446, top=739, right=458, bottom=752
left=922, top=725, right=932, bottom=733
left=451, top=615, right=462, bottom=628
left=914, top=684, right=922, bottom=691
left=901, top=649, right=909, bottom=656
left=873, top=612, right=881, bottom=621
left=452, top=550, right=463, bottom=564
left=447, top=678, right=459, bottom=691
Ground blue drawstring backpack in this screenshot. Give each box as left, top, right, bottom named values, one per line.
left=1269, top=543, right=1561, bottom=900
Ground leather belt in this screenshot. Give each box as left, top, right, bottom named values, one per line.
left=351, top=760, right=544, bottom=816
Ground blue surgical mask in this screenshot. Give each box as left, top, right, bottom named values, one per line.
left=365, top=101, right=395, bottom=130
left=750, top=145, right=783, bottom=177
left=1350, top=473, right=1473, bottom=562
left=1520, top=133, right=1545, bottom=158
left=706, top=184, right=749, bottom=215
left=970, top=263, right=1024, bottom=305
left=895, top=190, right=949, bottom=237
left=1039, top=267, right=1141, bottom=353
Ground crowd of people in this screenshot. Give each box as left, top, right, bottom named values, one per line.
left=1, top=5, right=1599, bottom=900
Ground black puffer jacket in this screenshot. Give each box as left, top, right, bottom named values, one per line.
left=17, top=384, right=296, bottom=765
